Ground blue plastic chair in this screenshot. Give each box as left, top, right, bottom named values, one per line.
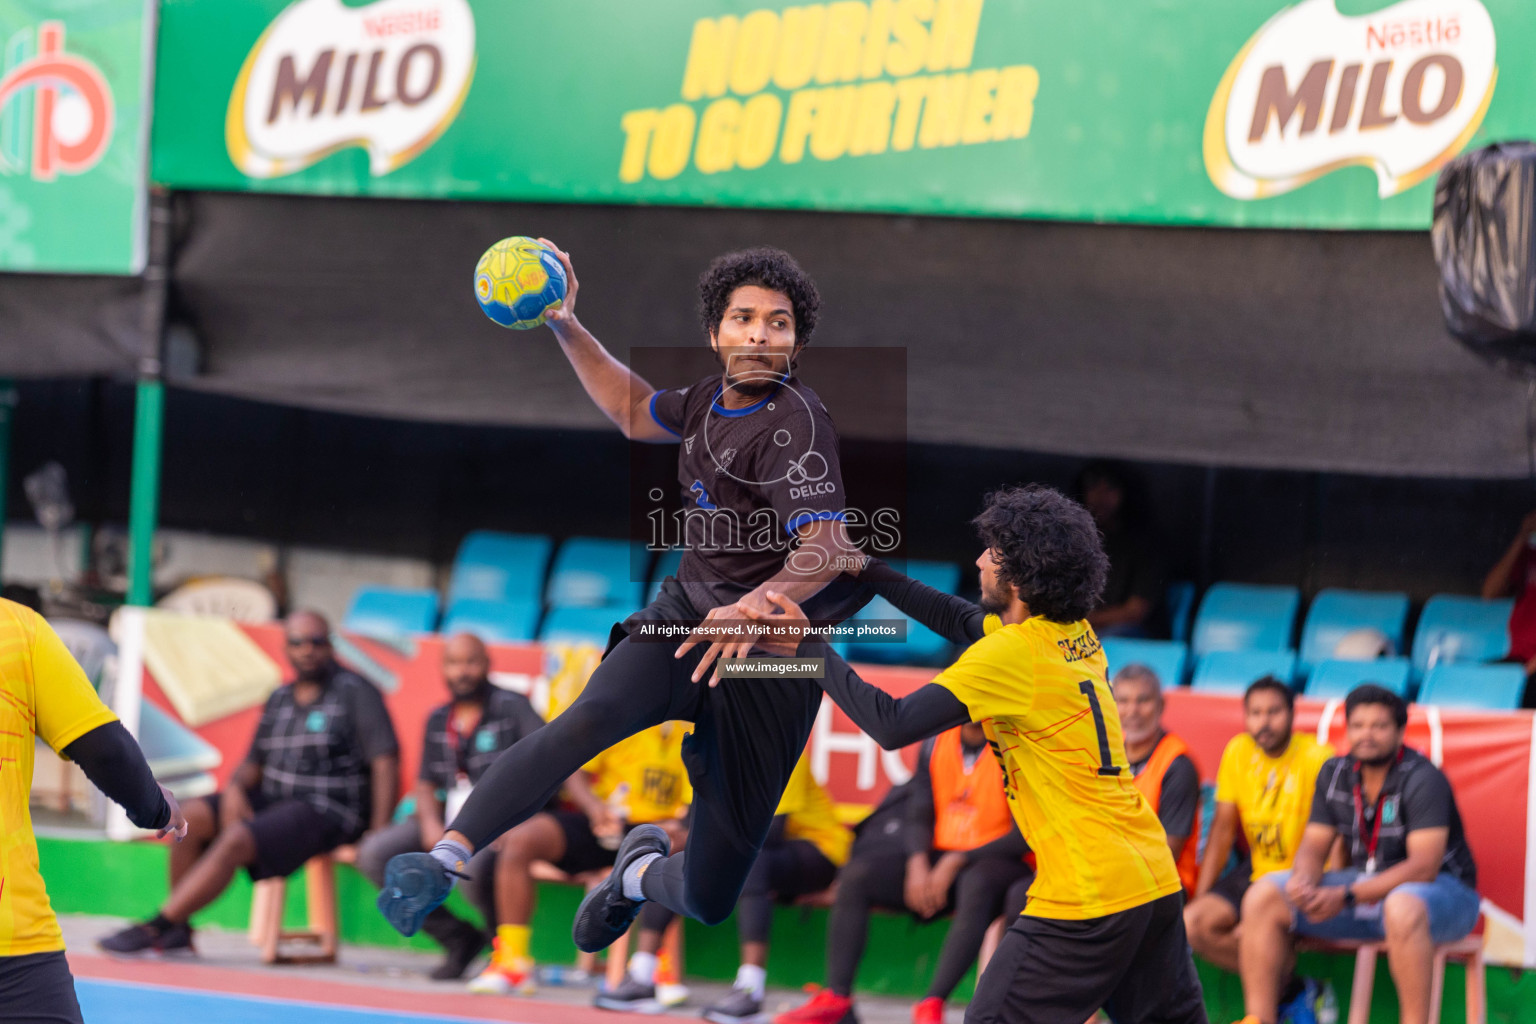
left=539, top=605, right=629, bottom=648
left=344, top=587, right=439, bottom=638
left=1103, top=638, right=1189, bottom=689
left=1297, top=589, right=1411, bottom=681
left=440, top=598, right=542, bottom=644
left=1166, top=582, right=1197, bottom=645
left=647, top=548, right=685, bottom=604
left=1411, top=595, right=1513, bottom=681
left=846, top=560, right=963, bottom=666
left=1191, top=583, right=1300, bottom=657
left=1191, top=649, right=1298, bottom=695
left=547, top=538, right=646, bottom=609
left=1305, top=658, right=1412, bottom=700
left=1416, top=662, right=1525, bottom=711
left=447, top=531, right=553, bottom=606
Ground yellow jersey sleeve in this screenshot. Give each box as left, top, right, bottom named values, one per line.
left=31, top=611, right=116, bottom=753
left=1214, top=736, right=1247, bottom=805
left=932, top=628, right=1033, bottom=723
left=779, top=753, right=852, bottom=867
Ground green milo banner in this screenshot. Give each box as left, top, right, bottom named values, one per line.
left=0, top=0, right=151, bottom=273
left=151, top=0, right=1534, bottom=229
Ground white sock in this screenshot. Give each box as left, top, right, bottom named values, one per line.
left=621, top=852, right=662, bottom=900
left=735, top=964, right=766, bottom=999
left=629, top=951, right=659, bottom=984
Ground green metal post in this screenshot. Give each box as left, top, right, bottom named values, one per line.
left=0, top=380, right=14, bottom=572
left=126, top=378, right=164, bottom=606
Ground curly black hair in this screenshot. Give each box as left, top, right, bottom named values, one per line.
left=697, top=247, right=820, bottom=346
left=972, top=485, right=1108, bottom=623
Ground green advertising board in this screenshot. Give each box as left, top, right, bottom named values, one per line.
left=0, top=0, right=151, bottom=273
left=150, top=0, right=1535, bottom=230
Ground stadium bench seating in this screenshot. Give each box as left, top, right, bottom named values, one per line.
left=440, top=598, right=541, bottom=644
left=539, top=604, right=630, bottom=648
left=846, top=560, right=962, bottom=666
left=1417, top=662, right=1526, bottom=711
left=1165, top=581, right=1197, bottom=644
left=1190, top=649, right=1298, bottom=695
left=447, top=531, right=553, bottom=606
left=546, top=537, right=646, bottom=609
left=1411, top=595, right=1513, bottom=682
left=342, top=586, right=439, bottom=638
left=1305, top=657, right=1412, bottom=700
left=1102, top=637, right=1189, bottom=689
left=1191, top=583, right=1300, bottom=657
left=1297, top=588, right=1410, bottom=680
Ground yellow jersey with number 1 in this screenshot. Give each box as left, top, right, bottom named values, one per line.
left=932, top=615, right=1181, bottom=920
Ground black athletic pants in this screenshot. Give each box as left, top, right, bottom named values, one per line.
left=827, top=845, right=1034, bottom=1002
left=966, top=891, right=1207, bottom=1024
left=638, top=836, right=838, bottom=943
left=448, top=580, right=832, bottom=926
left=0, top=951, right=84, bottom=1024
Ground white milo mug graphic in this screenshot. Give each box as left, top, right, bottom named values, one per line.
left=1205, top=0, right=1496, bottom=200
left=226, top=0, right=476, bottom=179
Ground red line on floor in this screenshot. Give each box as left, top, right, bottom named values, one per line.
left=68, top=953, right=695, bottom=1024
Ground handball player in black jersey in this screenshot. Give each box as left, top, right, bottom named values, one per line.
left=379, top=242, right=873, bottom=952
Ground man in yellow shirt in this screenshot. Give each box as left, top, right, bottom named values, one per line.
left=720, top=486, right=1207, bottom=1024
left=1184, top=677, right=1332, bottom=981
left=468, top=721, right=691, bottom=995
left=0, top=599, right=186, bottom=1024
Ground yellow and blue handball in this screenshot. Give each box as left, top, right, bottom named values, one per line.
left=473, top=236, right=567, bottom=329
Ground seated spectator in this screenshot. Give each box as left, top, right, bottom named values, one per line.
left=1077, top=461, right=1165, bottom=638
left=99, top=611, right=398, bottom=956
left=775, top=722, right=1032, bottom=1024
left=468, top=721, right=691, bottom=996
left=1238, top=685, right=1479, bottom=1024
left=597, top=752, right=851, bottom=1020
left=1184, top=676, right=1332, bottom=985
left=355, top=633, right=546, bottom=980
left=1112, top=664, right=1200, bottom=891
left=1483, top=510, right=1536, bottom=692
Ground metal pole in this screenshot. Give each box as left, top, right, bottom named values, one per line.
left=126, top=189, right=171, bottom=607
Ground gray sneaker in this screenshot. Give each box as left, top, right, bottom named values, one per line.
left=703, top=986, right=766, bottom=1024
left=594, top=975, right=663, bottom=1014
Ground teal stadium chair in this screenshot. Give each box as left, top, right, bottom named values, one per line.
left=1416, top=662, right=1525, bottom=711
left=1410, top=594, right=1513, bottom=683
left=1165, top=581, right=1197, bottom=644
left=1102, top=637, right=1189, bottom=689
left=846, top=560, right=962, bottom=666
left=440, top=598, right=541, bottom=644
left=343, top=587, right=439, bottom=638
left=447, top=531, right=553, bottom=606
left=1191, top=583, right=1300, bottom=657
left=539, top=604, right=630, bottom=648
left=1191, top=649, right=1298, bottom=695
left=546, top=538, right=646, bottom=609
left=1305, top=657, right=1412, bottom=700
left=1297, top=589, right=1410, bottom=681
left=647, top=548, right=685, bottom=604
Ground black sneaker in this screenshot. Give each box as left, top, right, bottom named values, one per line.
left=97, top=920, right=194, bottom=958
left=378, top=852, right=455, bottom=937
left=594, top=975, right=663, bottom=1013
left=703, top=986, right=766, bottom=1024
left=572, top=824, right=668, bottom=954
left=430, top=923, right=487, bottom=981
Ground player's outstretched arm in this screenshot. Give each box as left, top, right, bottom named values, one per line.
left=62, top=722, right=187, bottom=840
left=536, top=239, right=674, bottom=442
left=859, top=557, right=988, bottom=645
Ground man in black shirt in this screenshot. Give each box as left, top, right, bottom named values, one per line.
left=1239, top=685, right=1479, bottom=1024
left=102, top=610, right=399, bottom=956
left=356, top=633, right=544, bottom=980
left=380, top=245, right=871, bottom=955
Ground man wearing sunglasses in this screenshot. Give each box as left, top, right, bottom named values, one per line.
left=99, top=610, right=399, bottom=957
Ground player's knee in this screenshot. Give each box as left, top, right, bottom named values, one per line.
left=1382, top=890, right=1429, bottom=939
left=1242, top=878, right=1286, bottom=924
left=212, top=821, right=258, bottom=864
left=684, top=889, right=738, bottom=927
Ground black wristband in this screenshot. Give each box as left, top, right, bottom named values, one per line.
left=1342, top=886, right=1356, bottom=908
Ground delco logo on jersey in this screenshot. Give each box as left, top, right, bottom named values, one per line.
left=1204, top=0, right=1496, bottom=200
left=0, top=21, right=114, bottom=182
left=225, top=0, right=475, bottom=178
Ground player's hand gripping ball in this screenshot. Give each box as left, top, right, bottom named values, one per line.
left=474, top=236, right=568, bottom=329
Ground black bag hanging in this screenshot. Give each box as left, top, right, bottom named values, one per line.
left=1432, top=141, right=1536, bottom=375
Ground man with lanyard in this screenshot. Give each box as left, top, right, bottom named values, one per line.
left=1111, top=664, right=1200, bottom=891
left=356, top=633, right=545, bottom=980
left=1237, top=685, right=1479, bottom=1024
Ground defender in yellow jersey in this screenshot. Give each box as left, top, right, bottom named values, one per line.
left=730, top=487, right=1207, bottom=1024
left=1185, top=677, right=1333, bottom=978
left=0, top=599, right=185, bottom=1024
